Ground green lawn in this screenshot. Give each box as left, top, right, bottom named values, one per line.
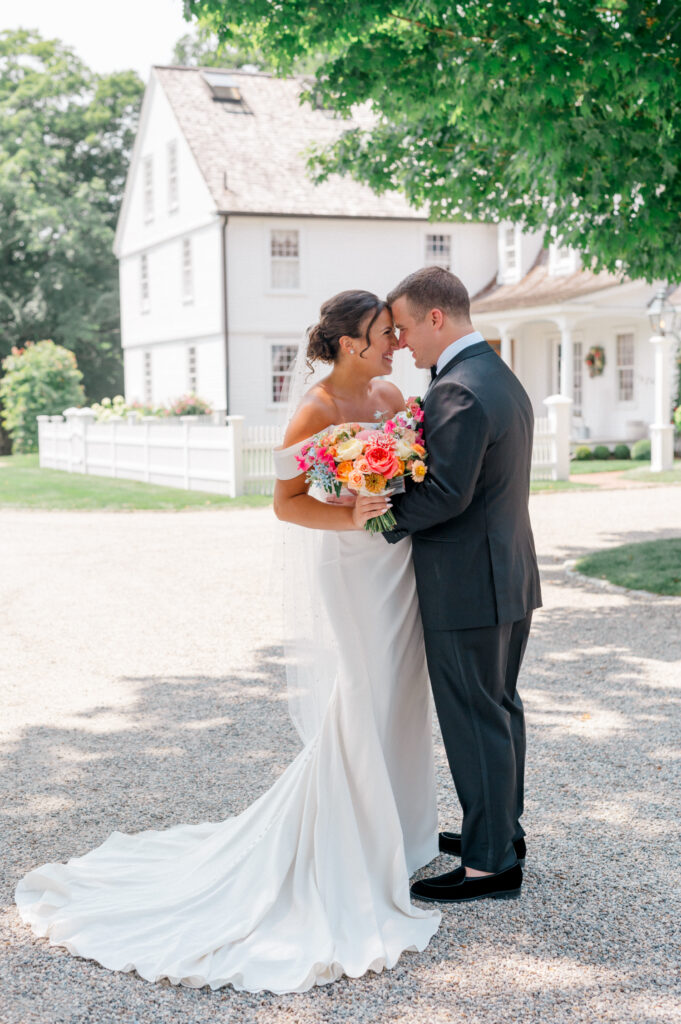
left=576, top=538, right=681, bottom=596
left=0, top=455, right=272, bottom=511
left=621, top=462, right=681, bottom=484
left=531, top=479, right=595, bottom=493
left=569, top=458, right=648, bottom=474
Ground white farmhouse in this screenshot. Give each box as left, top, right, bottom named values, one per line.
left=114, top=66, right=496, bottom=423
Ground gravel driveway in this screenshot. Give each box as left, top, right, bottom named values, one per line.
left=2, top=487, right=680, bottom=1024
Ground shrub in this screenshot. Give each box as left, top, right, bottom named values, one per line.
left=574, top=445, right=593, bottom=460
left=613, top=443, right=631, bottom=460
left=91, top=393, right=213, bottom=421
left=593, top=445, right=611, bottom=460
left=167, top=394, right=213, bottom=417
left=0, top=341, right=85, bottom=452
left=632, top=438, right=651, bottom=460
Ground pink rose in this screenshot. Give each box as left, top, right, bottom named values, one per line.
left=365, top=444, right=400, bottom=479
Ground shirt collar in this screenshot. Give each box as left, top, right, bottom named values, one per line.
left=435, top=330, right=484, bottom=374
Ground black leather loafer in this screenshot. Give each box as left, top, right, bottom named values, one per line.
left=439, top=832, right=526, bottom=866
left=411, top=862, right=523, bottom=903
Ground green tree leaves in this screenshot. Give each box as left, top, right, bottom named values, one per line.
left=0, top=30, right=144, bottom=401
left=0, top=340, right=85, bottom=452
left=187, top=0, right=681, bottom=282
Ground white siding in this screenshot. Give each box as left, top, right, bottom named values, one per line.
left=226, top=215, right=498, bottom=423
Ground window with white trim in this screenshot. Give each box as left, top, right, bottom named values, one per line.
left=573, top=340, right=583, bottom=416
left=181, top=238, right=193, bottom=303
left=425, top=234, right=451, bottom=270
left=504, top=227, right=517, bottom=274
left=498, top=224, right=521, bottom=284
left=271, top=344, right=298, bottom=404
left=143, top=351, right=152, bottom=404
left=143, top=156, right=154, bottom=222
left=549, top=243, right=577, bottom=276
left=616, top=332, right=635, bottom=401
left=188, top=346, right=197, bottom=393
left=167, top=140, right=178, bottom=212
left=270, top=230, right=300, bottom=289
left=140, top=253, right=150, bottom=313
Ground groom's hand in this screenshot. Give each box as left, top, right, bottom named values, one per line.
left=352, top=495, right=391, bottom=529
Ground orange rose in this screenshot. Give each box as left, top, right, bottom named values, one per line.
left=411, top=443, right=426, bottom=457
left=336, top=460, right=354, bottom=481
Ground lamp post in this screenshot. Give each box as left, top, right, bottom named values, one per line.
left=646, top=287, right=679, bottom=473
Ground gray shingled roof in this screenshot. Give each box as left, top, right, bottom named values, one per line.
left=471, top=247, right=626, bottom=313
left=154, top=66, right=426, bottom=220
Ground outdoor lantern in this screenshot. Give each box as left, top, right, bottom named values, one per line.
left=647, top=287, right=679, bottom=336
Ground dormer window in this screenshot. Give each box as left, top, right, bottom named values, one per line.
left=201, top=71, right=248, bottom=112
left=548, top=243, right=578, bottom=276
left=498, top=223, right=520, bottom=284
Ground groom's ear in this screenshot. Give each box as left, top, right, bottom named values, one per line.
left=429, top=308, right=445, bottom=331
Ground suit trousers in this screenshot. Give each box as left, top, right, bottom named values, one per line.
left=423, top=611, right=532, bottom=873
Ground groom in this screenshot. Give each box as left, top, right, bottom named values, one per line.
left=385, top=266, right=541, bottom=903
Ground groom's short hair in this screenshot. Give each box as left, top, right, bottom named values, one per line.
left=387, top=266, right=471, bottom=321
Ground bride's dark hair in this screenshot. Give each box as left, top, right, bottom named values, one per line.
left=306, top=290, right=386, bottom=371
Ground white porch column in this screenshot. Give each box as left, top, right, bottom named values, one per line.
left=649, top=334, right=675, bottom=472
left=559, top=324, right=574, bottom=403
left=500, top=326, right=513, bottom=368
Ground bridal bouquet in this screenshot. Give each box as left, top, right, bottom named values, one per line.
left=296, top=398, right=428, bottom=533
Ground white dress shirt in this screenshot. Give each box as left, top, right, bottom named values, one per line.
left=435, top=330, right=485, bottom=375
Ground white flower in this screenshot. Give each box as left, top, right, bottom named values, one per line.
left=336, top=437, right=364, bottom=462
left=395, top=438, right=414, bottom=460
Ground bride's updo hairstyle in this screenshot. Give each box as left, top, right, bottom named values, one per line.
left=306, top=290, right=386, bottom=371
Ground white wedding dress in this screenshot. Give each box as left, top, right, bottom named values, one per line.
left=15, top=431, right=441, bottom=994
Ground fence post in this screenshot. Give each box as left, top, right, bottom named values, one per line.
left=226, top=415, right=245, bottom=497
left=78, top=408, right=96, bottom=475
left=180, top=416, right=193, bottom=489
left=543, top=395, right=573, bottom=481
left=63, top=407, right=85, bottom=474
left=37, top=416, right=51, bottom=468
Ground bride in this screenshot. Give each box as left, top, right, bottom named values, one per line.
left=15, top=289, right=441, bottom=994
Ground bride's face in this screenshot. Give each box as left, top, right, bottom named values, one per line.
left=351, top=307, right=399, bottom=377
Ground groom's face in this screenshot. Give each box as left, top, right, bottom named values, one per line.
left=390, top=296, right=444, bottom=369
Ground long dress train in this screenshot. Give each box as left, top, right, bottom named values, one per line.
left=15, top=435, right=441, bottom=994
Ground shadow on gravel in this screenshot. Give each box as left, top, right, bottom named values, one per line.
left=3, top=605, right=681, bottom=1024
left=539, top=525, right=681, bottom=566
left=2, top=645, right=300, bottom=883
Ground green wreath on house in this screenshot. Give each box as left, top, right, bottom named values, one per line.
left=585, top=345, right=606, bottom=377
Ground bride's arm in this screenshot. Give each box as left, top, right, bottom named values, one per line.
left=273, top=402, right=389, bottom=530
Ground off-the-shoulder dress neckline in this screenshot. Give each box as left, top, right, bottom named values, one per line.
left=274, top=422, right=384, bottom=456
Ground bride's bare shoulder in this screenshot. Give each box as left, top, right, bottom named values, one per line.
left=281, top=386, right=336, bottom=448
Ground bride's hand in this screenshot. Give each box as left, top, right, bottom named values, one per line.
left=352, top=495, right=391, bottom=529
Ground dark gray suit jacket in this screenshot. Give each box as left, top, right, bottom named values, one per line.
left=386, top=340, right=542, bottom=630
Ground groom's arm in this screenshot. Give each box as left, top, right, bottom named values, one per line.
left=384, top=380, right=489, bottom=544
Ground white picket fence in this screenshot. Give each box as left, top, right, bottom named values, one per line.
left=37, top=411, right=245, bottom=497
left=37, top=394, right=572, bottom=497
left=243, top=424, right=284, bottom=495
